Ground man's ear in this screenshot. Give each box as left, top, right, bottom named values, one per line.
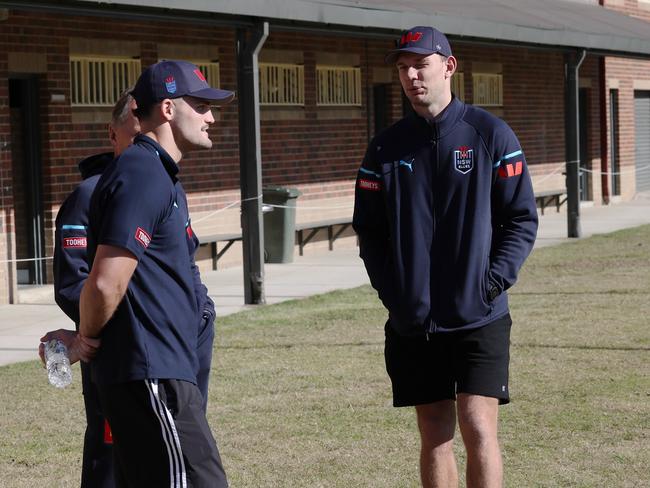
left=159, top=99, right=174, bottom=121
left=108, top=123, right=118, bottom=150
left=445, top=55, right=458, bottom=79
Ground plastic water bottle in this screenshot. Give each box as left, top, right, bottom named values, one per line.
left=44, top=339, right=72, bottom=388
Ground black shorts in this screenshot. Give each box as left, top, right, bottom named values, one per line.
left=97, top=379, right=228, bottom=488
left=384, top=314, right=512, bottom=407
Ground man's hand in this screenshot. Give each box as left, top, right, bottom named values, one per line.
left=39, top=329, right=76, bottom=365
left=39, top=329, right=101, bottom=365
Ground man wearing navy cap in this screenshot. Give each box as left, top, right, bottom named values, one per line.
left=79, top=60, right=233, bottom=488
left=40, top=88, right=218, bottom=487
left=354, top=27, right=537, bottom=487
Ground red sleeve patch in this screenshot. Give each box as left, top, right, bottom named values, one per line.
left=62, top=237, right=87, bottom=248
left=498, top=161, right=523, bottom=179
left=359, top=179, right=381, bottom=191
left=134, top=227, right=152, bottom=248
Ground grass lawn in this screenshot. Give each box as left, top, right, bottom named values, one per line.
left=1, top=225, right=648, bottom=487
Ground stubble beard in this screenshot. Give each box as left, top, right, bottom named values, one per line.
left=175, top=126, right=213, bottom=154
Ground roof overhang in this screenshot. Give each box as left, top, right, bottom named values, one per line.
left=4, top=0, right=650, bottom=59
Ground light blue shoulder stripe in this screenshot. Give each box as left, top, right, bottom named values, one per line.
left=61, top=224, right=87, bottom=230
left=359, top=167, right=381, bottom=178
left=494, top=149, right=523, bottom=168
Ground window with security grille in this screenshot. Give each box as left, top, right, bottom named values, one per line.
left=316, top=66, right=362, bottom=106
left=473, top=73, right=503, bottom=106
left=259, top=62, right=304, bottom=106
left=70, top=57, right=140, bottom=106
left=451, top=72, right=465, bottom=101
left=194, top=62, right=220, bottom=88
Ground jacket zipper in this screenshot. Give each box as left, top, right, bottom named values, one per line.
left=427, top=121, right=439, bottom=336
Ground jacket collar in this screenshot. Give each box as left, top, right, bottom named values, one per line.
left=412, top=95, right=464, bottom=139
left=78, top=152, right=113, bottom=179
left=134, top=134, right=179, bottom=182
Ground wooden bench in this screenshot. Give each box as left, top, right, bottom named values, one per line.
left=198, top=217, right=354, bottom=266
left=295, top=217, right=353, bottom=256
left=535, top=189, right=567, bottom=215
left=199, top=232, right=242, bottom=270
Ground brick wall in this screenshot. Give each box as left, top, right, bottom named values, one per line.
left=0, top=10, right=244, bottom=299
left=580, top=56, right=606, bottom=202
left=604, top=0, right=650, bottom=21
left=602, top=57, right=650, bottom=199
left=604, top=0, right=650, bottom=199
left=2, top=5, right=648, bottom=301
left=0, top=47, right=10, bottom=301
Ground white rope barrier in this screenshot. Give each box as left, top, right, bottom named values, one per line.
left=578, top=164, right=650, bottom=176
left=532, top=165, right=564, bottom=185
left=531, top=163, right=650, bottom=181
left=263, top=202, right=353, bottom=210
left=1, top=162, right=648, bottom=265
left=191, top=194, right=262, bottom=224
left=0, top=256, right=53, bottom=264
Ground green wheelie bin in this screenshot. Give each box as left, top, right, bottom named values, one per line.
left=263, top=186, right=302, bottom=263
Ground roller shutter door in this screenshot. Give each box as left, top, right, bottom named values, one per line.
left=634, top=91, right=650, bottom=193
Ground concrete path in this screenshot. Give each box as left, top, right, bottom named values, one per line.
left=1, top=196, right=649, bottom=367
left=0, top=248, right=369, bottom=366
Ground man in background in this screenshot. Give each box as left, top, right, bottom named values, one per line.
left=40, top=91, right=139, bottom=488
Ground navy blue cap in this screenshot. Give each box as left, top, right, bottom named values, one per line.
left=131, top=60, right=235, bottom=107
left=385, top=26, right=452, bottom=63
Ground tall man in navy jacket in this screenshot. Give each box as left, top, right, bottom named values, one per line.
left=79, top=61, right=232, bottom=488
left=353, top=27, right=538, bottom=488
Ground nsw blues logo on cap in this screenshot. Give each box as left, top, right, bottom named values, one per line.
left=385, top=26, right=452, bottom=63
left=165, top=76, right=177, bottom=94
left=131, top=59, right=235, bottom=106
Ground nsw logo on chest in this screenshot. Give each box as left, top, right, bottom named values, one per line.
left=453, top=146, right=474, bottom=174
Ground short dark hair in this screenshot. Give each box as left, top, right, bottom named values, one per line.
left=133, top=100, right=157, bottom=121
left=111, top=89, right=135, bottom=126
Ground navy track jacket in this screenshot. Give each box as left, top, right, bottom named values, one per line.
left=54, top=152, right=112, bottom=323
left=353, top=97, right=538, bottom=336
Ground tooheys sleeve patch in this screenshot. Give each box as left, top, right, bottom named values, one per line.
left=358, top=179, right=381, bottom=191
left=62, top=237, right=87, bottom=248
left=134, top=227, right=152, bottom=248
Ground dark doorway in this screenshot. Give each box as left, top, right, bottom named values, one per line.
left=579, top=88, right=591, bottom=201
left=373, top=84, right=390, bottom=136
left=9, top=77, right=46, bottom=285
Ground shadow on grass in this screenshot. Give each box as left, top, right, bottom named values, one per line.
left=221, top=340, right=383, bottom=350
left=511, top=290, right=646, bottom=296
left=514, top=342, right=650, bottom=351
